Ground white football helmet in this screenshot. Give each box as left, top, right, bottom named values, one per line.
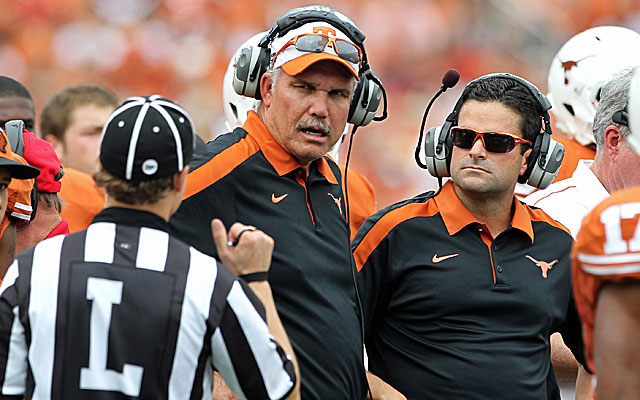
left=628, top=67, right=640, bottom=155
left=547, top=26, right=640, bottom=146
left=223, top=32, right=265, bottom=131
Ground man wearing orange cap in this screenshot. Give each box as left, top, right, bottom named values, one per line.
left=171, top=6, right=401, bottom=399
left=0, top=128, right=40, bottom=279
left=0, top=77, right=37, bottom=273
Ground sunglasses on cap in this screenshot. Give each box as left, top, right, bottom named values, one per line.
left=273, top=33, right=362, bottom=66
left=450, top=127, right=532, bottom=153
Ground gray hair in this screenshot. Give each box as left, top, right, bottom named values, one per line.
left=265, top=67, right=282, bottom=92
left=593, top=68, right=635, bottom=148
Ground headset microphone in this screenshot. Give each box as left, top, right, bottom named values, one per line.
left=415, top=69, right=460, bottom=169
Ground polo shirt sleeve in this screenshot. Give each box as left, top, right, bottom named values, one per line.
left=353, top=215, right=394, bottom=337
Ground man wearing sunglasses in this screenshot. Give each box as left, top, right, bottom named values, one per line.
left=170, top=6, right=402, bottom=400
left=354, top=74, right=584, bottom=399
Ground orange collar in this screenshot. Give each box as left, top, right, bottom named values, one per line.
left=242, top=111, right=338, bottom=184
left=434, top=181, right=534, bottom=241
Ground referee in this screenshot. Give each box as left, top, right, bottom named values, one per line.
left=0, top=95, right=299, bottom=399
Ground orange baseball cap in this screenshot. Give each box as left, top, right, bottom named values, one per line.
left=270, top=21, right=361, bottom=79
left=0, top=128, right=39, bottom=179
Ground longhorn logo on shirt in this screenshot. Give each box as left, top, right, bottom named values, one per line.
left=327, top=193, right=343, bottom=215
left=526, top=255, right=558, bottom=278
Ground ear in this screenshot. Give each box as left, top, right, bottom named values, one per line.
left=260, top=73, right=275, bottom=107
left=603, top=125, right=623, bottom=160
left=519, top=147, right=533, bottom=177
left=175, top=166, right=190, bottom=194
left=43, top=134, right=65, bottom=161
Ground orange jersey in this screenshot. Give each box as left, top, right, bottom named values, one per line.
left=338, top=163, right=376, bottom=240
left=553, top=136, right=596, bottom=182
left=59, top=167, right=105, bottom=233
left=572, top=186, right=640, bottom=373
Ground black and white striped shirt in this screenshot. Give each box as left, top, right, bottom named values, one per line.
left=0, top=207, right=295, bottom=400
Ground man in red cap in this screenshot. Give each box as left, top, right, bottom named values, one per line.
left=15, top=130, right=68, bottom=254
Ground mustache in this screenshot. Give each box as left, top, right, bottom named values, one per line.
left=296, top=119, right=332, bottom=136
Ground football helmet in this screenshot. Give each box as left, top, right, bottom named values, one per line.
left=547, top=26, right=640, bottom=146
left=222, top=32, right=265, bottom=131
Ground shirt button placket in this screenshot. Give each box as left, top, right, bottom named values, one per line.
left=492, top=244, right=506, bottom=285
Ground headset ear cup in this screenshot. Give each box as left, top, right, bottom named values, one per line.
left=348, top=72, right=383, bottom=126
left=518, top=133, right=543, bottom=185
left=424, top=124, right=453, bottom=178
left=233, top=46, right=269, bottom=100
left=525, top=138, right=564, bottom=189
left=347, top=79, right=363, bottom=124
left=29, top=182, right=38, bottom=222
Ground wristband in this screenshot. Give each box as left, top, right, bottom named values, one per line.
left=239, top=271, right=269, bottom=282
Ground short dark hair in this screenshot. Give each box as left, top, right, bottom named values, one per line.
left=38, top=192, right=64, bottom=214
left=0, top=76, right=33, bottom=101
left=456, top=76, right=542, bottom=152
left=40, top=84, right=119, bottom=141
left=93, top=169, right=176, bottom=205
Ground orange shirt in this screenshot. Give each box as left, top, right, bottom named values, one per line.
left=572, top=186, right=640, bottom=373
left=338, top=163, right=376, bottom=240
left=59, top=167, right=105, bottom=233
left=553, top=137, right=596, bottom=183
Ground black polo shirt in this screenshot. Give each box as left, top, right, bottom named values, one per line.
left=170, top=111, right=366, bottom=400
left=353, top=181, right=583, bottom=399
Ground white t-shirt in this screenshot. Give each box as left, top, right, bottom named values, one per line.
left=524, top=160, right=609, bottom=239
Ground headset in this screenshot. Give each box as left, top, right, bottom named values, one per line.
left=4, top=120, right=39, bottom=223
left=423, top=73, right=565, bottom=189
left=232, top=5, right=386, bottom=127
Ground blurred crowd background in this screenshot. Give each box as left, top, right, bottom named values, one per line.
left=2, top=0, right=640, bottom=208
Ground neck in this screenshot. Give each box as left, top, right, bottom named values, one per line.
left=589, top=154, right=612, bottom=193
left=15, top=206, right=63, bottom=254
left=453, top=184, right=515, bottom=237
left=104, top=197, right=175, bottom=222
left=258, top=104, right=314, bottom=169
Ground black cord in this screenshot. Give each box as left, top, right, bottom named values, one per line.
left=371, top=75, right=388, bottom=123
left=342, top=124, right=372, bottom=399
left=415, top=86, right=447, bottom=169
